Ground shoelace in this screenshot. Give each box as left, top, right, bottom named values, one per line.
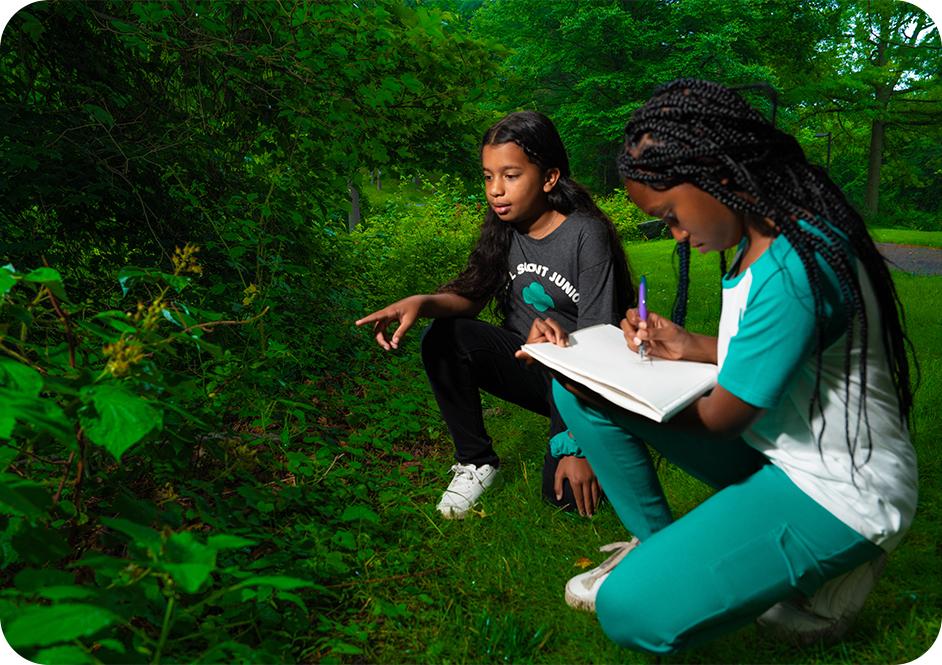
left=585, top=538, right=641, bottom=582
left=448, top=464, right=475, bottom=480
left=446, top=464, right=484, bottom=491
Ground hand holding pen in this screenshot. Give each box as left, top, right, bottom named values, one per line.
left=621, top=275, right=696, bottom=362
left=621, top=307, right=696, bottom=363
left=638, top=275, right=648, bottom=360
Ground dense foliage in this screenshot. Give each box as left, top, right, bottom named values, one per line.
left=0, top=1, right=939, bottom=663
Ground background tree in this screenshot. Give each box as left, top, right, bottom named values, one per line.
left=469, top=0, right=832, bottom=190
left=794, top=0, right=942, bottom=220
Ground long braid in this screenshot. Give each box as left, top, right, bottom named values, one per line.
left=617, top=78, right=914, bottom=469
left=672, top=240, right=690, bottom=326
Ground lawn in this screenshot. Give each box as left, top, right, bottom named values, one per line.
left=869, top=228, right=942, bottom=249
left=360, top=239, right=941, bottom=664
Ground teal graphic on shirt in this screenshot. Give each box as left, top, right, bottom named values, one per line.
left=522, top=281, right=555, bottom=313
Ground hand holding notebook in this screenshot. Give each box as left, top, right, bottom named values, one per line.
left=522, top=323, right=718, bottom=422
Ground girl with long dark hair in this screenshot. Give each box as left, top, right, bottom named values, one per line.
left=541, top=79, right=917, bottom=651
left=357, top=111, right=634, bottom=519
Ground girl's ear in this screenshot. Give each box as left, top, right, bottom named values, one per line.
left=542, top=168, right=561, bottom=193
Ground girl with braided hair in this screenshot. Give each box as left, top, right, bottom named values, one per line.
left=357, top=111, right=634, bottom=519
left=546, top=79, right=917, bottom=651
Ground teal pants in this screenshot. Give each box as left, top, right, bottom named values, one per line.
left=552, top=381, right=882, bottom=654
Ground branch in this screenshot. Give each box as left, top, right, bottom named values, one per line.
left=177, top=306, right=270, bottom=334
left=40, top=260, right=76, bottom=369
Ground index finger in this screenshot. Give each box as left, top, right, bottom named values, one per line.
left=355, top=310, right=385, bottom=327
left=542, top=318, right=568, bottom=347
left=620, top=317, right=638, bottom=350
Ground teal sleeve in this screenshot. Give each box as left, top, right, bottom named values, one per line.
left=549, top=429, right=584, bottom=458
left=719, top=252, right=845, bottom=408
left=719, top=267, right=815, bottom=408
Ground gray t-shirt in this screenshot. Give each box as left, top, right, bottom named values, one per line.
left=504, top=212, right=620, bottom=338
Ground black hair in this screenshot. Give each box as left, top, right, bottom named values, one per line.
left=617, top=78, right=914, bottom=468
left=440, top=110, right=634, bottom=320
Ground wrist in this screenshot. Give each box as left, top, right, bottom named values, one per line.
left=550, top=430, right=584, bottom=458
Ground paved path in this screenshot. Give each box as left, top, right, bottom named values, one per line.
left=877, top=243, right=942, bottom=276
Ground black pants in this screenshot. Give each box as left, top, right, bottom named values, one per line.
left=420, top=317, right=579, bottom=509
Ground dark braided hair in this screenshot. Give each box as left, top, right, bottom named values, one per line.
left=671, top=240, right=690, bottom=325
left=441, top=111, right=634, bottom=320
left=617, top=78, right=914, bottom=469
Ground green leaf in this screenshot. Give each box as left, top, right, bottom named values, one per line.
left=161, top=531, right=216, bottom=593
left=94, top=638, right=126, bottom=654
left=0, top=357, right=43, bottom=396
left=37, top=585, right=98, bottom=601
left=0, top=445, right=18, bottom=471
left=0, top=268, right=14, bottom=296
left=276, top=590, right=308, bottom=612
left=100, top=516, right=162, bottom=552
left=4, top=603, right=119, bottom=648
left=13, top=525, right=70, bottom=564
left=93, top=310, right=137, bottom=333
left=163, top=272, right=191, bottom=293
left=328, top=641, right=364, bottom=656
left=109, top=19, right=136, bottom=34
left=117, top=266, right=147, bottom=295
left=83, top=103, right=115, bottom=129
left=117, top=266, right=190, bottom=295
left=79, top=383, right=162, bottom=460
left=207, top=534, right=256, bottom=550
left=340, top=505, right=379, bottom=524
left=14, top=568, right=74, bottom=592
left=232, top=575, right=320, bottom=591
left=22, top=267, right=68, bottom=301
left=0, top=473, right=53, bottom=519
left=0, top=389, right=73, bottom=445
left=33, top=645, right=95, bottom=664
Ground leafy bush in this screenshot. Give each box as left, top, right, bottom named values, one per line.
left=352, top=175, right=484, bottom=309
left=596, top=190, right=658, bottom=241
left=0, top=247, right=448, bottom=662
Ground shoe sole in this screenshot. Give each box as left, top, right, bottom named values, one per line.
left=436, top=472, right=500, bottom=520
left=757, top=553, right=888, bottom=646
left=437, top=507, right=468, bottom=520
left=564, top=586, right=596, bottom=612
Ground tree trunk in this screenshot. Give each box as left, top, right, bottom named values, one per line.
left=347, top=180, right=361, bottom=231
left=865, top=119, right=885, bottom=217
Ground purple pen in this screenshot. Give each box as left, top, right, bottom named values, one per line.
left=638, top=275, right=647, bottom=360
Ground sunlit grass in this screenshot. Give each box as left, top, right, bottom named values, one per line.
left=361, top=239, right=941, bottom=664
left=870, top=228, right=942, bottom=248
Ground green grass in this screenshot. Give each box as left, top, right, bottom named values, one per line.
left=869, top=228, right=942, bottom=248
left=357, top=239, right=941, bottom=664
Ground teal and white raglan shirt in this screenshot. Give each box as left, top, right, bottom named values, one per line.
left=717, top=226, right=917, bottom=551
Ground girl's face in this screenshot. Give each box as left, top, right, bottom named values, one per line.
left=626, top=180, right=744, bottom=253
left=481, top=142, right=559, bottom=226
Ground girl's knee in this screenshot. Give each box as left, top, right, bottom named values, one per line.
left=596, top=583, right=685, bottom=654
left=551, top=380, right=581, bottom=420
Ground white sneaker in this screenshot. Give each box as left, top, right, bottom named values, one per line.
left=757, top=553, right=888, bottom=645
left=436, top=463, right=498, bottom=519
left=565, top=538, right=640, bottom=612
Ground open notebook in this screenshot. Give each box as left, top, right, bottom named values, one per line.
left=522, top=324, right=718, bottom=422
